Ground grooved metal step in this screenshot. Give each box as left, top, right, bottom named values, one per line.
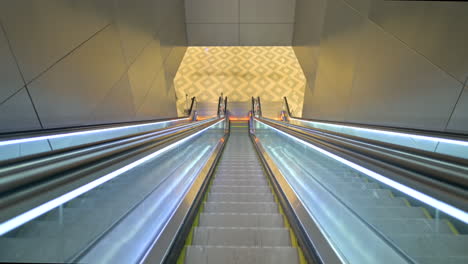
left=184, top=120, right=299, bottom=264
left=207, top=193, right=275, bottom=203
left=185, top=246, right=300, bottom=264
left=210, top=186, right=270, bottom=193
left=213, top=179, right=268, bottom=185
left=203, top=202, right=279, bottom=214
left=199, top=213, right=284, bottom=228
left=192, top=227, right=292, bottom=247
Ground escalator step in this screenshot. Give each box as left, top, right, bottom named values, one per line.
left=199, top=213, right=284, bottom=228
left=213, top=179, right=268, bottom=185
left=192, top=227, right=291, bottom=247
left=185, top=246, right=299, bottom=264
left=210, top=185, right=270, bottom=193
left=203, top=202, right=279, bottom=214
left=207, top=193, right=275, bottom=203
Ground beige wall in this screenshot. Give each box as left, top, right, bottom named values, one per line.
left=293, top=0, right=468, bottom=133
left=0, top=0, right=187, bottom=133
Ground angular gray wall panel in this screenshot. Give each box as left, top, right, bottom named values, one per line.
left=293, top=46, right=320, bottom=85
left=343, top=0, right=370, bottom=14
left=27, top=25, right=127, bottom=128
left=0, top=88, right=41, bottom=133
left=301, top=82, right=315, bottom=118
left=127, top=39, right=164, bottom=108
left=158, top=0, right=187, bottom=60
left=114, top=0, right=157, bottom=65
left=187, top=24, right=239, bottom=46
left=240, top=24, right=293, bottom=46
left=294, top=0, right=468, bottom=133
left=91, top=73, right=136, bottom=123
left=447, top=84, right=468, bottom=133
left=165, top=46, right=188, bottom=78
left=186, top=0, right=296, bottom=45
left=136, top=69, right=168, bottom=119
left=306, top=0, right=364, bottom=121
left=0, top=0, right=186, bottom=133
left=369, top=0, right=468, bottom=84
left=292, top=0, right=327, bottom=111
left=186, top=0, right=239, bottom=23
left=0, top=0, right=111, bottom=82
left=240, top=0, right=295, bottom=23
left=348, top=21, right=462, bottom=130
left=0, top=22, right=24, bottom=103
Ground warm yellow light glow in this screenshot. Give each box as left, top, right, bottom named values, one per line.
left=174, top=46, right=306, bottom=117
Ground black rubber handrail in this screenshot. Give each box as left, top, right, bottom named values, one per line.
left=224, top=96, right=228, bottom=116
left=283, top=96, right=292, bottom=120
left=217, top=96, right=222, bottom=117
left=251, top=97, right=255, bottom=116
left=282, top=96, right=468, bottom=141
left=0, top=97, right=198, bottom=139
left=216, top=96, right=228, bottom=117
left=187, top=96, right=197, bottom=120
left=257, top=117, right=468, bottom=212
left=257, top=96, right=262, bottom=117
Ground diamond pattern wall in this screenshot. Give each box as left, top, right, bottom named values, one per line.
left=174, top=46, right=306, bottom=117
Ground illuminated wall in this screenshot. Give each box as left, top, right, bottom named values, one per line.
left=174, top=46, right=306, bottom=117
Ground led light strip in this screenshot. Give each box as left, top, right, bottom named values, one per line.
left=0, top=118, right=191, bottom=147
left=0, top=119, right=223, bottom=236
left=290, top=117, right=468, bottom=147
left=257, top=119, right=468, bottom=224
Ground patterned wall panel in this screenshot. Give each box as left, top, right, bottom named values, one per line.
left=174, top=46, right=306, bottom=117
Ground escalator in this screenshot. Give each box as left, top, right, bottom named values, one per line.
left=253, top=97, right=467, bottom=263
left=256, top=127, right=466, bottom=263
left=0, top=96, right=466, bottom=264
left=179, top=120, right=305, bottom=263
